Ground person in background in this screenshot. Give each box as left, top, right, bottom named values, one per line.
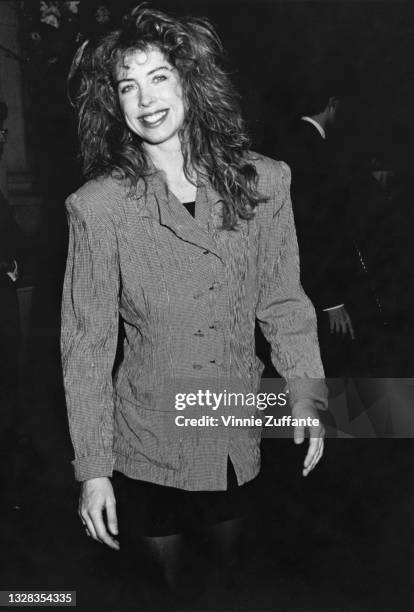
left=276, top=83, right=380, bottom=376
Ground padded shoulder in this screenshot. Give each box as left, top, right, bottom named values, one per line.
left=65, top=175, right=129, bottom=219
left=247, top=151, right=292, bottom=220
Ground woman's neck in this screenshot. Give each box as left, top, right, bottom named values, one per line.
left=144, top=138, right=184, bottom=175
left=144, top=139, right=196, bottom=187
left=143, top=139, right=197, bottom=202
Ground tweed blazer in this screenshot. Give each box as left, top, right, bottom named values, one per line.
left=61, top=153, right=327, bottom=490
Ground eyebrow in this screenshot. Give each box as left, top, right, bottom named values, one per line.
left=116, top=65, right=172, bottom=85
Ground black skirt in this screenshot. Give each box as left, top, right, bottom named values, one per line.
left=111, top=460, right=260, bottom=538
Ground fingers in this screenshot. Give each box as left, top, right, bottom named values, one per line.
left=337, top=311, right=348, bottom=335
left=90, top=510, right=120, bottom=550
left=82, top=513, right=98, bottom=540
left=293, top=424, right=305, bottom=445
left=303, top=437, right=324, bottom=476
left=105, top=498, right=119, bottom=537
left=303, top=436, right=319, bottom=476
left=292, top=402, right=325, bottom=476
left=79, top=493, right=120, bottom=550
left=344, top=312, right=355, bottom=339
left=328, top=311, right=341, bottom=334
left=329, top=309, right=355, bottom=339
left=303, top=430, right=325, bottom=477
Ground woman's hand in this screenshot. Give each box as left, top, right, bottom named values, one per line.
left=79, top=477, right=120, bottom=550
left=292, top=401, right=325, bottom=477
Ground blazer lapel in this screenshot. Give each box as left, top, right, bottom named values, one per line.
left=157, top=191, right=224, bottom=261
left=129, top=169, right=227, bottom=261
left=154, top=170, right=226, bottom=261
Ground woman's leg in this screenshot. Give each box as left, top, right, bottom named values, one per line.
left=143, top=532, right=210, bottom=602
left=205, top=517, right=244, bottom=574
left=141, top=533, right=184, bottom=589
left=116, top=530, right=188, bottom=605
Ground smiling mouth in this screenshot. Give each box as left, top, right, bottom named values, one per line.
left=139, top=109, right=169, bottom=127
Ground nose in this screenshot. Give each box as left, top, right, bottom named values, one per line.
left=138, top=85, right=155, bottom=108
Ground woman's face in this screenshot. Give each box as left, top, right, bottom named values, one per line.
left=116, top=47, right=185, bottom=150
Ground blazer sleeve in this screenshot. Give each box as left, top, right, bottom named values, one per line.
left=256, top=162, right=328, bottom=410
left=61, top=193, right=120, bottom=481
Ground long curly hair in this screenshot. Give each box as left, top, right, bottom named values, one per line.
left=68, top=4, right=267, bottom=229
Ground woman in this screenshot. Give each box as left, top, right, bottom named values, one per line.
left=62, top=3, right=326, bottom=595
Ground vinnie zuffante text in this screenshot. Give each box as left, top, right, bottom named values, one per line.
left=173, top=390, right=321, bottom=428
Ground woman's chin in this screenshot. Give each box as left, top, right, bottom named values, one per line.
left=142, top=132, right=181, bottom=148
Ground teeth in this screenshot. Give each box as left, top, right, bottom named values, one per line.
left=141, top=110, right=167, bottom=124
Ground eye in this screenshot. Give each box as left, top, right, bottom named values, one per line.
left=153, top=74, right=168, bottom=83
left=119, top=83, right=136, bottom=95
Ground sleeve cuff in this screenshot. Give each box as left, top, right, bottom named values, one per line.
left=287, top=378, right=328, bottom=411
left=72, top=454, right=114, bottom=481
left=322, top=304, right=344, bottom=312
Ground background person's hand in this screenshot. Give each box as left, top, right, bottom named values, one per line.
left=292, top=401, right=325, bottom=476
left=327, top=306, right=355, bottom=338
left=79, top=477, right=119, bottom=550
